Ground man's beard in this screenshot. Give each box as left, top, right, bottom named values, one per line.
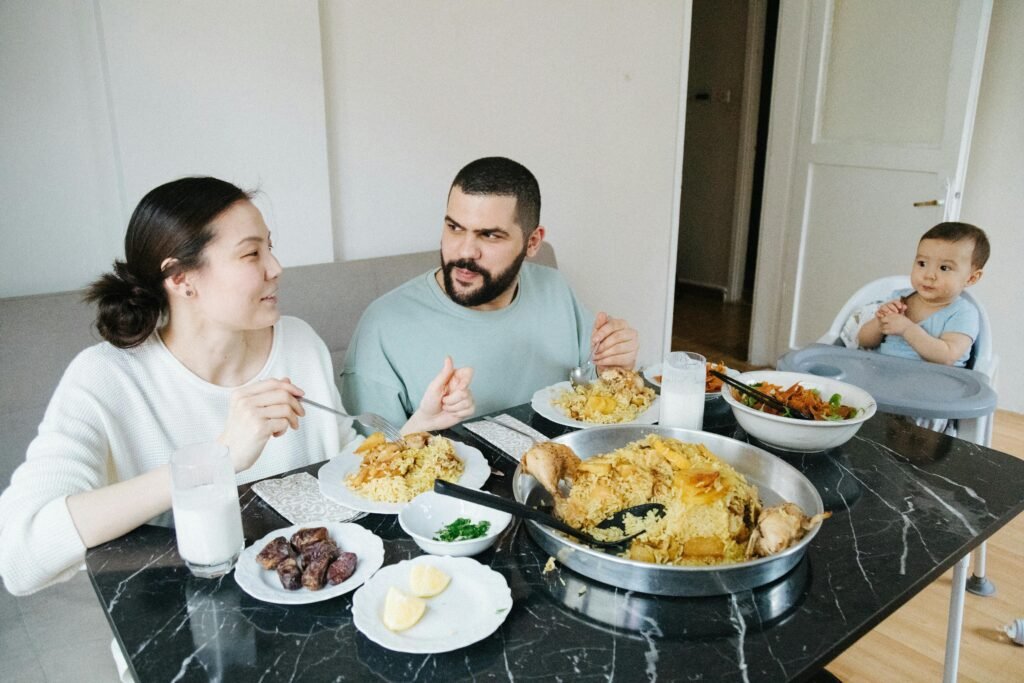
left=441, top=247, right=527, bottom=307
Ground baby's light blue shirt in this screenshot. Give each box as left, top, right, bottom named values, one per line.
left=877, top=288, right=978, bottom=367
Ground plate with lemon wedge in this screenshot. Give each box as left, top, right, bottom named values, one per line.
left=351, top=555, right=513, bottom=653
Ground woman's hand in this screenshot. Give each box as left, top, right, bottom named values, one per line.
left=404, top=357, right=475, bottom=434
left=218, top=378, right=305, bottom=472
left=591, top=311, right=639, bottom=370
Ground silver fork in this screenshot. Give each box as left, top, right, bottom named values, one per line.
left=298, top=397, right=404, bottom=441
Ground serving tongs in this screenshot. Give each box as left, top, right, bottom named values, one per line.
left=710, top=369, right=814, bottom=421
left=434, top=480, right=664, bottom=551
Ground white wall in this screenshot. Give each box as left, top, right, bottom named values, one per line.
left=0, top=1, right=122, bottom=296
left=321, top=1, right=690, bottom=366
left=1, top=0, right=688, bottom=370
left=0, top=0, right=334, bottom=297
left=960, top=0, right=1024, bottom=412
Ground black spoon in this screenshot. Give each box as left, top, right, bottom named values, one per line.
left=433, top=480, right=664, bottom=550
left=710, top=369, right=815, bottom=421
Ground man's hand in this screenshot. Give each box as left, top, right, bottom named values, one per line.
left=405, top=357, right=476, bottom=434
left=590, top=311, right=639, bottom=370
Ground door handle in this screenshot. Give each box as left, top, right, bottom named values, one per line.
left=913, top=199, right=945, bottom=207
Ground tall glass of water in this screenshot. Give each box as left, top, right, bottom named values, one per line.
left=659, top=351, right=706, bottom=430
left=170, top=442, right=244, bottom=578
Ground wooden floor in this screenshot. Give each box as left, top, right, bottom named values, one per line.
left=671, top=285, right=1024, bottom=682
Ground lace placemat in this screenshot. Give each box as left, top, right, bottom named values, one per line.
left=463, top=414, right=546, bottom=462
left=251, top=472, right=365, bottom=525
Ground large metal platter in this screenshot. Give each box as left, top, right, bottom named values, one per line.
left=512, top=425, right=824, bottom=596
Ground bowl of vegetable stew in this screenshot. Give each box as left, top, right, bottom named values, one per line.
left=399, top=491, right=512, bottom=557
left=721, top=370, right=877, bottom=452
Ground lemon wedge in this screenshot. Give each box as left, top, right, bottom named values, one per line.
left=409, top=564, right=451, bottom=598
left=382, top=586, right=426, bottom=631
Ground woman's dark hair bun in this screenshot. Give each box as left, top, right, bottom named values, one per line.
left=85, top=176, right=252, bottom=349
left=85, top=260, right=164, bottom=348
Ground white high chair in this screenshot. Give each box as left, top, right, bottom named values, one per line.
left=819, top=275, right=998, bottom=445
left=818, top=275, right=1000, bottom=683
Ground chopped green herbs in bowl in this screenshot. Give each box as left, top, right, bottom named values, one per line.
left=434, top=518, right=492, bottom=542
left=399, top=492, right=512, bottom=556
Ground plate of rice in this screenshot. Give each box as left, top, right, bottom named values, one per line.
left=318, top=433, right=490, bottom=514
left=533, top=370, right=660, bottom=428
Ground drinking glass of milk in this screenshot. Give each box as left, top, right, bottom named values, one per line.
left=659, top=351, right=706, bottom=430
left=170, top=442, right=244, bottom=578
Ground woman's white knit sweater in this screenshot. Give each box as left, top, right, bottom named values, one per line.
left=0, top=316, right=355, bottom=595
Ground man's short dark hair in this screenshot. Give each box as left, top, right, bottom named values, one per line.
left=921, top=221, right=990, bottom=269
left=450, top=157, right=541, bottom=232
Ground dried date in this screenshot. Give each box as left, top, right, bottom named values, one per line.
left=276, top=557, right=302, bottom=591
left=255, top=536, right=292, bottom=570
left=327, top=552, right=358, bottom=585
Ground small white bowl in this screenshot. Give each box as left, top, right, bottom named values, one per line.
left=721, top=370, right=877, bottom=452
left=399, top=491, right=512, bottom=557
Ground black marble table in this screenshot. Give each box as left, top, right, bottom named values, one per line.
left=85, top=404, right=1024, bottom=682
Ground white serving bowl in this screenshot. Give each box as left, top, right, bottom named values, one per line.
left=721, top=370, right=877, bottom=452
left=399, top=491, right=512, bottom=557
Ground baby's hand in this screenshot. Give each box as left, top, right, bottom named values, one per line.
left=878, top=312, right=913, bottom=336
left=875, top=299, right=906, bottom=319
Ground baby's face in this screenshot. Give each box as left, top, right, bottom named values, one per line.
left=910, top=238, right=983, bottom=305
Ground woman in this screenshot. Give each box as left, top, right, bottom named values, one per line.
left=0, top=177, right=474, bottom=595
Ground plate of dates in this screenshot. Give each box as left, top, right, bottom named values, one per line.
left=234, top=521, right=384, bottom=604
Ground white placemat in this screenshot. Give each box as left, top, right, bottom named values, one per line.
left=463, top=415, right=547, bottom=462
left=251, top=472, right=365, bottom=524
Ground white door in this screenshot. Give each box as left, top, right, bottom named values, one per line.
left=749, top=0, right=992, bottom=363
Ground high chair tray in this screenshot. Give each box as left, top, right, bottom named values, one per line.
left=776, top=344, right=996, bottom=419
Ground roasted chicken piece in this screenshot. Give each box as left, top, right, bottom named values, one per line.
left=598, top=367, right=646, bottom=391
left=400, top=432, right=431, bottom=449
left=746, top=503, right=831, bottom=557
left=521, top=442, right=581, bottom=499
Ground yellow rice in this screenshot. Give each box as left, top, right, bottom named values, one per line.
left=345, top=435, right=463, bottom=503
left=553, top=372, right=655, bottom=424
left=555, top=435, right=760, bottom=566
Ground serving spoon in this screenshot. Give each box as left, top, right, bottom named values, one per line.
left=433, top=480, right=664, bottom=550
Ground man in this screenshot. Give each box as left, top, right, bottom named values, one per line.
left=341, top=156, right=639, bottom=426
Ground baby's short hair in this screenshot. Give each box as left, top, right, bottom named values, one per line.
left=920, top=222, right=990, bottom=269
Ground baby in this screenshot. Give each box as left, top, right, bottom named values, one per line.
left=858, top=222, right=988, bottom=367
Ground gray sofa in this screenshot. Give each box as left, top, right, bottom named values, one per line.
left=0, top=244, right=556, bottom=489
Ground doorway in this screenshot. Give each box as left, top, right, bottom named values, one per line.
left=673, top=0, right=779, bottom=369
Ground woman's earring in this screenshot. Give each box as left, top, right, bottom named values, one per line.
left=185, top=289, right=193, bottom=297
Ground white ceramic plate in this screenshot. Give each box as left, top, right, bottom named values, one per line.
left=643, top=362, right=741, bottom=400
left=318, top=437, right=490, bottom=515
left=233, top=521, right=384, bottom=604
left=351, top=555, right=513, bottom=654
left=530, top=381, right=660, bottom=429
